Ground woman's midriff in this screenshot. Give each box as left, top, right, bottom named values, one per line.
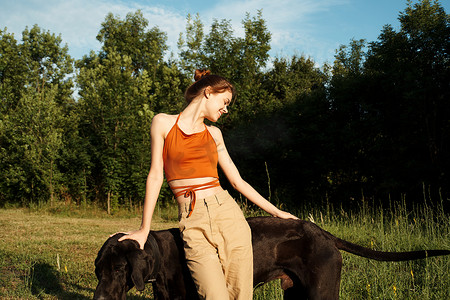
left=169, top=177, right=223, bottom=205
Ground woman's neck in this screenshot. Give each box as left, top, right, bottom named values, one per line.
left=180, top=100, right=206, bottom=133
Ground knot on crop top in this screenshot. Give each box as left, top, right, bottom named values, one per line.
left=163, top=114, right=220, bottom=217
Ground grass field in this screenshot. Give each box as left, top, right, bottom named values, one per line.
left=0, top=197, right=449, bottom=299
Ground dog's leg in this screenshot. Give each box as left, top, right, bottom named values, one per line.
left=282, top=272, right=308, bottom=300
left=284, top=285, right=307, bottom=300
left=305, top=250, right=342, bottom=300
left=275, top=235, right=342, bottom=300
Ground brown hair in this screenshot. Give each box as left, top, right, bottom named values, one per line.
left=184, top=69, right=235, bottom=104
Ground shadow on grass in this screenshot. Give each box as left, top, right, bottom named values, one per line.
left=31, top=262, right=92, bottom=300
left=31, top=262, right=154, bottom=299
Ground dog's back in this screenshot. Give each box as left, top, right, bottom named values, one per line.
left=95, top=216, right=449, bottom=300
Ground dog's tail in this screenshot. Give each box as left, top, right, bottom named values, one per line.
left=334, top=237, right=450, bottom=261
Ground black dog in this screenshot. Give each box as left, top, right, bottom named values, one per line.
left=94, top=216, right=449, bottom=300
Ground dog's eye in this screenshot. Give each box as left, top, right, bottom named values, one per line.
left=114, top=265, right=126, bottom=272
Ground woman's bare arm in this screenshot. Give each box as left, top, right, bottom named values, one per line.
left=118, top=113, right=167, bottom=249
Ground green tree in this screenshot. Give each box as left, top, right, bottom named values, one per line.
left=21, top=25, right=74, bottom=105
left=97, top=11, right=186, bottom=113
left=6, top=85, right=64, bottom=204
left=363, top=0, right=450, bottom=197
left=177, top=11, right=272, bottom=123
left=322, top=0, right=449, bottom=202
left=225, top=55, right=330, bottom=203
left=231, top=11, right=272, bottom=120
left=97, top=10, right=168, bottom=76
left=327, top=39, right=374, bottom=198
left=177, top=14, right=205, bottom=74
left=0, top=28, right=26, bottom=114
left=77, top=51, right=150, bottom=212
left=265, top=55, right=328, bottom=106
left=76, top=11, right=177, bottom=212
left=0, top=26, right=75, bottom=205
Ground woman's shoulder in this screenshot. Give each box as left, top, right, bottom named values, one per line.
left=153, top=113, right=178, bottom=123
left=152, top=113, right=178, bottom=125
left=206, top=125, right=224, bottom=142
left=152, top=113, right=179, bottom=136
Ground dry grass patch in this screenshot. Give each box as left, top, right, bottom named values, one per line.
left=0, top=208, right=175, bottom=299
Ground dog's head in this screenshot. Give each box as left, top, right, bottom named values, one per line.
left=93, top=233, right=154, bottom=300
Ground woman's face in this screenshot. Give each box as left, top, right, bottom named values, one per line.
left=205, top=90, right=232, bottom=122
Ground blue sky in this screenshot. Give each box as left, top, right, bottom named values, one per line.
left=1, top=0, right=449, bottom=67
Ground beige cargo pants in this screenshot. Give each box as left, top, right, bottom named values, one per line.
left=178, top=190, right=253, bottom=300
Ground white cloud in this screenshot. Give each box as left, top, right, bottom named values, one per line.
left=201, top=0, right=349, bottom=64
left=136, top=5, right=186, bottom=56
left=1, top=0, right=186, bottom=59
left=1, top=0, right=349, bottom=65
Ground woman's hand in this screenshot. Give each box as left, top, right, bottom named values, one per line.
left=272, top=209, right=299, bottom=220
left=112, top=229, right=149, bottom=250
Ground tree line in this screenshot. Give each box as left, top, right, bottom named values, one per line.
left=1, top=0, right=449, bottom=211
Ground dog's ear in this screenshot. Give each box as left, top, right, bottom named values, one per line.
left=95, top=234, right=126, bottom=278
left=127, top=250, right=147, bottom=291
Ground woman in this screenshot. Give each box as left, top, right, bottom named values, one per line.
left=119, top=69, right=298, bottom=299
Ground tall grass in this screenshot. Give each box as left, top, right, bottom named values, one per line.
left=242, top=191, right=449, bottom=299
left=304, top=195, right=449, bottom=300
left=0, top=194, right=448, bottom=299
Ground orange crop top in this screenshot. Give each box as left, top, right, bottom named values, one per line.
left=163, top=114, right=219, bottom=182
